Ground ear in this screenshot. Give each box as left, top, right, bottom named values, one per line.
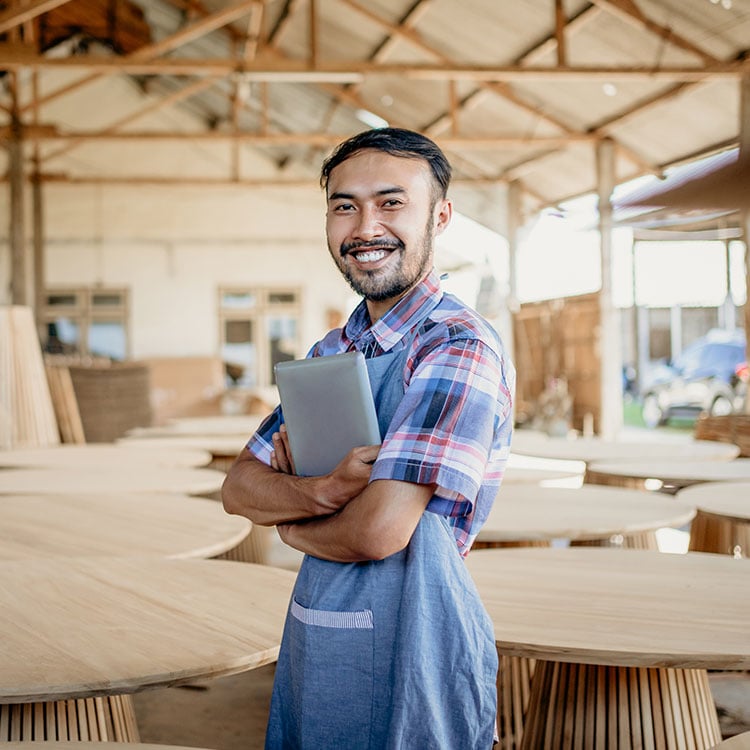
left=433, top=198, right=452, bottom=236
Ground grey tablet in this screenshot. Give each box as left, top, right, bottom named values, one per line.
left=274, top=351, right=381, bottom=477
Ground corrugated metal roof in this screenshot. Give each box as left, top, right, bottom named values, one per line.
left=1, top=0, right=747, bottom=234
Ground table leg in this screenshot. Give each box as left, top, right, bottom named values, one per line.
left=0, top=695, right=139, bottom=742
left=520, top=661, right=721, bottom=750
left=571, top=532, right=659, bottom=550
left=216, top=524, right=274, bottom=563
left=496, top=654, right=536, bottom=750
left=689, top=512, right=749, bottom=558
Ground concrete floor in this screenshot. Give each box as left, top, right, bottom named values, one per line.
left=131, top=535, right=750, bottom=749
left=133, top=666, right=750, bottom=749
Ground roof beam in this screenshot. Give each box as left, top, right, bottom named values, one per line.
left=42, top=75, right=225, bottom=162
left=554, top=0, right=567, bottom=66
left=5, top=54, right=745, bottom=80
left=7, top=129, right=596, bottom=147
left=590, top=0, right=721, bottom=65
left=15, top=0, right=259, bottom=114
left=0, top=0, right=74, bottom=35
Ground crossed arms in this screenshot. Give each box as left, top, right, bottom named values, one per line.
left=221, top=428, right=434, bottom=563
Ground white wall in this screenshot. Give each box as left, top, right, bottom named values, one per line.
left=1, top=181, right=354, bottom=358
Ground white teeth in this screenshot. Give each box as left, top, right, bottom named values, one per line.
left=353, top=249, right=387, bottom=263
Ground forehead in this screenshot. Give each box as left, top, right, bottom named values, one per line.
left=326, top=149, right=433, bottom=199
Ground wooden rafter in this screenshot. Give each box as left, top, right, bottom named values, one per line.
left=42, top=75, right=225, bottom=162
left=15, top=0, right=259, bottom=114
left=591, top=0, right=720, bottom=65
left=0, top=0, right=73, bottom=35
left=554, top=0, right=567, bottom=66
left=8, top=130, right=597, bottom=147
left=2, top=53, right=745, bottom=80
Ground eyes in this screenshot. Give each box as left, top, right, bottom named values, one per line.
left=330, top=198, right=405, bottom=214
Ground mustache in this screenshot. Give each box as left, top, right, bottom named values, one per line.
left=340, top=238, right=404, bottom=257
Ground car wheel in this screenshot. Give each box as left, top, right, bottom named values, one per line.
left=642, top=394, right=666, bottom=428
left=710, top=395, right=734, bottom=417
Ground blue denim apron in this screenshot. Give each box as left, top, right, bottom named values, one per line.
left=265, top=324, right=498, bottom=750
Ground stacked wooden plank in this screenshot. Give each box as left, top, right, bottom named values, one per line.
left=44, top=362, right=86, bottom=444
left=0, top=306, right=60, bottom=449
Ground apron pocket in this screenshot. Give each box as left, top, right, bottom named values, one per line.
left=288, top=598, right=374, bottom=749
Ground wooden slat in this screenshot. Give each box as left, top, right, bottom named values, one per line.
left=44, top=364, right=86, bottom=444
left=520, top=663, right=723, bottom=749
left=0, top=695, right=139, bottom=741
left=0, top=306, right=60, bottom=450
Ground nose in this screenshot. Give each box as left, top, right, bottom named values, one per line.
left=352, top=205, right=384, bottom=241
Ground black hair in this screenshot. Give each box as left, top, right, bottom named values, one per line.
left=320, top=127, right=452, bottom=200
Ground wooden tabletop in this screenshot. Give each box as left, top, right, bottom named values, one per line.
left=465, top=547, right=750, bottom=669
left=0, top=467, right=225, bottom=496
left=0, top=444, right=212, bottom=470
left=117, top=434, right=248, bottom=459
left=3, top=744, right=220, bottom=750
left=677, top=481, right=750, bottom=523
left=587, top=458, right=750, bottom=485
left=479, top=484, right=696, bottom=543
left=0, top=557, right=296, bottom=703
left=0, top=493, right=250, bottom=559
left=125, top=415, right=264, bottom=439
left=511, top=431, right=740, bottom=463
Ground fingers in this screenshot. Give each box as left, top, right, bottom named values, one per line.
left=272, top=425, right=296, bottom=474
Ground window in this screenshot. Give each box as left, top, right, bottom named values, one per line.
left=42, top=287, right=129, bottom=360
left=219, top=286, right=301, bottom=387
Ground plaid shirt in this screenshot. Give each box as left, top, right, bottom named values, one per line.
left=247, top=270, right=515, bottom=556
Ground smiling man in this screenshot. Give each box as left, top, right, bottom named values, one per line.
left=222, top=128, right=515, bottom=749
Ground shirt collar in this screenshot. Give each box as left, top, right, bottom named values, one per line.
left=344, top=270, right=444, bottom=352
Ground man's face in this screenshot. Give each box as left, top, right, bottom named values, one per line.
left=325, top=149, right=451, bottom=315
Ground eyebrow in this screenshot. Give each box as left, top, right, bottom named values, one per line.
left=328, top=186, right=407, bottom=202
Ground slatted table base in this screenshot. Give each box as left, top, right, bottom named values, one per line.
left=496, top=655, right=536, bottom=750
left=688, top=512, right=749, bottom=558
left=571, top=531, right=659, bottom=550
left=0, top=695, right=139, bottom=742
left=216, top=525, right=274, bottom=564
left=474, top=532, right=658, bottom=552
left=520, top=661, right=722, bottom=750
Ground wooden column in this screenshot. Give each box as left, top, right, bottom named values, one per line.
left=9, top=112, right=30, bottom=306
left=596, top=138, right=623, bottom=438
left=506, top=179, right=522, bottom=370
left=32, top=169, right=45, bottom=335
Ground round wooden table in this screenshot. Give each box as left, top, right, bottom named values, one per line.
left=511, top=431, right=740, bottom=464
left=3, top=745, right=220, bottom=750
left=0, top=444, right=212, bottom=470
left=585, top=458, right=750, bottom=493
left=465, top=548, right=750, bottom=750
left=0, top=493, right=250, bottom=560
left=117, top=434, right=248, bottom=471
left=125, top=415, right=263, bottom=439
left=0, top=557, right=296, bottom=742
left=0, top=467, right=225, bottom=498
left=476, top=484, right=696, bottom=550
left=677, top=481, right=750, bottom=557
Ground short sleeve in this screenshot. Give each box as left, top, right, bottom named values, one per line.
left=370, top=336, right=511, bottom=516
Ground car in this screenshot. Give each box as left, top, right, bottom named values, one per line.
left=640, top=329, right=747, bottom=428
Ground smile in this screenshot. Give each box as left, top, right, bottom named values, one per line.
left=352, top=249, right=389, bottom=263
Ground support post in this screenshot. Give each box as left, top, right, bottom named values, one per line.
left=9, top=111, right=29, bottom=306
left=596, top=138, right=623, bottom=438
left=506, top=180, right=521, bottom=369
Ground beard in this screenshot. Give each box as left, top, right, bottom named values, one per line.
left=333, top=216, right=435, bottom=303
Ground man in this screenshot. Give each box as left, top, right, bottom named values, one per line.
left=222, top=127, right=515, bottom=749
